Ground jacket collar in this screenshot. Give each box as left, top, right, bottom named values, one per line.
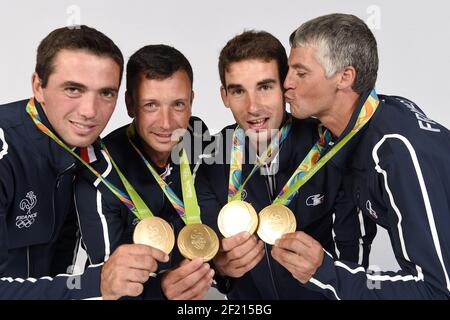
left=327, top=89, right=375, bottom=169
left=22, top=98, right=78, bottom=172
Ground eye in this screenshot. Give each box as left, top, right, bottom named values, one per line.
left=230, top=88, right=244, bottom=96
left=143, top=102, right=157, bottom=110
left=296, top=71, right=307, bottom=78
left=101, top=89, right=116, bottom=99
left=64, top=87, right=82, bottom=97
left=174, top=101, right=186, bottom=110
left=259, top=84, right=273, bottom=91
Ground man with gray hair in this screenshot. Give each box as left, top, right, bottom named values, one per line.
left=272, top=13, right=450, bottom=299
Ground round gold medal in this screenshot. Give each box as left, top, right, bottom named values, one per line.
left=133, top=216, right=175, bottom=255
left=217, top=200, right=259, bottom=238
left=177, top=224, right=219, bottom=262
left=257, top=204, right=296, bottom=245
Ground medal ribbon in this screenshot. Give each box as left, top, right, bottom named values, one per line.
left=127, top=124, right=201, bottom=225
left=274, top=89, right=380, bottom=206
left=228, top=116, right=292, bottom=202
left=26, top=98, right=152, bottom=220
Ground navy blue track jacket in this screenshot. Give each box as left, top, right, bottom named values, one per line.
left=195, top=115, right=377, bottom=299
left=0, top=99, right=101, bottom=299
left=304, top=91, right=450, bottom=299
left=74, top=118, right=210, bottom=299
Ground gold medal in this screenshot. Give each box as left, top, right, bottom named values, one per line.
left=217, top=200, right=259, bottom=238
left=177, top=224, right=219, bottom=262
left=133, top=216, right=175, bottom=255
left=257, top=204, right=296, bottom=245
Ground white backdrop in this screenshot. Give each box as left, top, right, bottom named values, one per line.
left=1, top=0, right=450, bottom=298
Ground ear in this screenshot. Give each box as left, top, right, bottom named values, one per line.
left=337, top=66, right=356, bottom=90
left=188, top=90, right=194, bottom=116
left=32, top=73, right=45, bottom=104
left=220, top=86, right=230, bottom=109
left=190, top=90, right=195, bottom=105
left=125, top=91, right=135, bottom=118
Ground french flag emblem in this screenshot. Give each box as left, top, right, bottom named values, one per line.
left=79, top=145, right=97, bottom=164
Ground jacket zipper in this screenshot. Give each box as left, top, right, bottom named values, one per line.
left=262, top=168, right=280, bottom=299
left=50, top=163, right=76, bottom=242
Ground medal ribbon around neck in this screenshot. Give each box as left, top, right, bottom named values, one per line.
left=228, top=116, right=293, bottom=202
left=274, top=89, right=380, bottom=206
left=127, top=124, right=201, bottom=225
left=26, top=98, right=152, bottom=221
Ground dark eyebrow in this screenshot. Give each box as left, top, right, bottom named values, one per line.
left=60, top=81, right=87, bottom=90
left=226, top=83, right=243, bottom=91
left=100, top=87, right=119, bottom=94
left=257, top=79, right=277, bottom=86
left=61, top=81, right=119, bottom=93
left=139, top=98, right=158, bottom=104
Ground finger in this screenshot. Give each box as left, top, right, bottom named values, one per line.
left=229, top=240, right=264, bottom=269
left=221, top=232, right=252, bottom=252
left=274, top=237, right=309, bottom=255
left=176, top=263, right=212, bottom=290
left=226, top=236, right=261, bottom=261
left=184, top=276, right=214, bottom=300
left=271, top=246, right=305, bottom=268
left=179, top=258, right=191, bottom=267
left=280, top=231, right=315, bottom=248
left=121, top=282, right=145, bottom=298
left=177, top=269, right=214, bottom=300
left=120, top=254, right=158, bottom=273
left=113, top=244, right=168, bottom=267
left=271, top=249, right=311, bottom=280
left=124, top=244, right=170, bottom=262
left=164, top=258, right=204, bottom=284
left=145, top=246, right=170, bottom=263
left=123, top=268, right=151, bottom=284
left=234, top=246, right=265, bottom=275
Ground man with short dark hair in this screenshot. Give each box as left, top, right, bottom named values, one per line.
left=0, top=25, right=160, bottom=299
left=75, top=44, right=213, bottom=300
left=195, top=30, right=375, bottom=299
left=273, top=13, right=450, bottom=299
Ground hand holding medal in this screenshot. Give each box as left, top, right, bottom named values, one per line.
left=127, top=125, right=219, bottom=262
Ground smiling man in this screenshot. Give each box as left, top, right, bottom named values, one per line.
left=0, top=26, right=156, bottom=299
left=272, top=13, right=450, bottom=300
left=195, top=30, right=376, bottom=299
left=75, top=45, right=213, bottom=300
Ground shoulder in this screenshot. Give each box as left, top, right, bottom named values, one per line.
left=0, top=99, right=28, bottom=130
left=290, top=116, right=320, bottom=137
left=369, top=94, right=450, bottom=159
left=102, top=124, right=129, bottom=148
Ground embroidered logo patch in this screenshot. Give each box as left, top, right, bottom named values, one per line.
left=306, top=194, right=325, bottom=206
left=16, top=191, right=38, bottom=229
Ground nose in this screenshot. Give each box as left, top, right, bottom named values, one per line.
left=160, top=106, right=172, bottom=130
left=247, top=90, right=261, bottom=115
left=78, top=95, right=97, bottom=120
left=284, top=69, right=295, bottom=90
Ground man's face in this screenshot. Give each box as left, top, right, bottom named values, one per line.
left=284, top=46, right=339, bottom=120
left=128, top=70, right=192, bottom=157
left=33, top=49, right=120, bottom=148
left=221, top=59, right=285, bottom=145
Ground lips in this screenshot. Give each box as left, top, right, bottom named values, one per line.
left=69, top=120, right=97, bottom=135
left=152, top=132, right=174, bottom=143
left=284, top=94, right=294, bottom=102
left=247, top=118, right=269, bottom=130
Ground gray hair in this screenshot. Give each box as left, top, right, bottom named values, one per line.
left=289, top=13, right=378, bottom=94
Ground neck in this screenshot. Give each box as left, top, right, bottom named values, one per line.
left=142, top=143, right=171, bottom=168
left=320, top=91, right=361, bottom=137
